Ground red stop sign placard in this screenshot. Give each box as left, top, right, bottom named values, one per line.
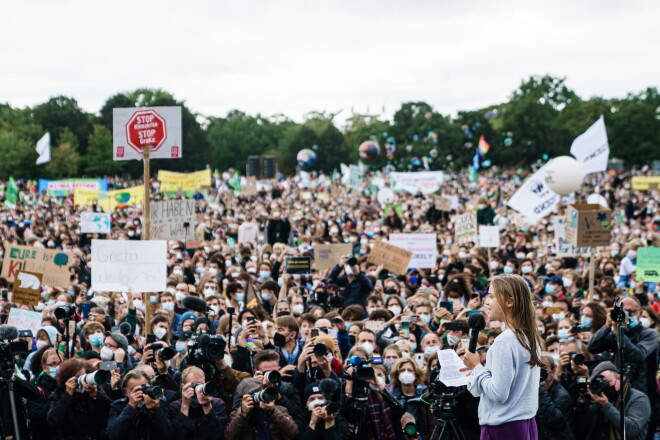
left=125, top=110, right=168, bottom=154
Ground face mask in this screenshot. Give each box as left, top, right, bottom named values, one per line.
left=640, top=317, right=651, bottom=328
left=133, top=299, right=143, bottom=309
left=360, top=342, right=374, bottom=355
left=420, top=314, right=431, bottom=325
left=542, top=301, right=554, bottom=308
left=273, top=332, right=286, bottom=347
left=516, top=252, right=526, bottom=259
left=562, top=278, right=573, bottom=288
left=344, top=322, right=352, bottom=330
left=424, top=345, right=440, bottom=356
left=176, top=292, right=186, bottom=302
left=209, top=305, right=220, bottom=316
left=208, top=268, right=218, bottom=275
left=89, top=333, right=104, bottom=347
left=175, top=341, right=187, bottom=353
left=549, top=353, right=560, bottom=364
left=260, top=292, right=271, bottom=302
left=398, top=371, right=415, bottom=385
left=345, top=265, right=354, bottom=276
left=627, top=251, right=637, bottom=260
left=376, top=376, right=386, bottom=387
left=48, top=366, right=59, bottom=378
left=521, top=266, right=532, bottom=274
left=627, top=316, right=639, bottom=329
left=277, top=278, right=284, bottom=288
left=204, top=287, right=216, bottom=298
left=446, top=334, right=460, bottom=346
left=489, top=261, right=499, bottom=270
left=503, top=266, right=514, bottom=274
left=307, top=398, right=326, bottom=411
left=154, top=327, right=167, bottom=340
left=557, top=328, right=569, bottom=339
left=36, top=340, right=49, bottom=351
left=162, top=302, right=175, bottom=311
left=458, top=251, right=467, bottom=259
left=552, top=312, right=565, bottom=321
left=235, top=292, right=245, bottom=302
left=408, top=276, right=419, bottom=285
left=388, top=306, right=402, bottom=316
left=173, top=269, right=184, bottom=277
left=259, top=271, right=270, bottom=279
left=100, top=346, right=114, bottom=361
left=545, top=284, right=556, bottom=294
left=195, top=267, right=203, bottom=275
left=292, top=304, right=304, bottom=315
left=580, top=316, right=593, bottom=329
left=610, top=250, right=619, bottom=257
left=384, top=358, right=397, bottom=371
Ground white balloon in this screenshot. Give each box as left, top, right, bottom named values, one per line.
left=587, top=193, right=609, bottom=208
left=543, top=156, right=584, bottom=196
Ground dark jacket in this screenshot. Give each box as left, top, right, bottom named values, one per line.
left=47, top=387, right=112, bottom=440
left=225, top=406, right=299, bottom=440
left=0, top=374, right=42, bottom=440
left=300, top=416, right=349, bottom=440
left=535, top=382, right=575, bottom=440
left=106, top=397, right=172, bottom=440
left=327, top=265, right=373, bottom=308
left=231, top=381, right=305, bottom=432
left=28, top=372, right=58, bottom=440
left=265, top=219, right=291, bottom=245
left=167, top=398, right=228, bottom=440
left=476, top=206, right=496, bottom=225
left=388, top=385, right=436, bottom=439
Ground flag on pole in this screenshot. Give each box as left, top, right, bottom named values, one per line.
left=5, top=177, right=18, bottom=208
left=478, top=135, right=490, bottom=156
left=227, top=172, right=241, bottom=192
left=36, top=133, right=51, bottom=165
left=570, top=115, right=609, bottom=174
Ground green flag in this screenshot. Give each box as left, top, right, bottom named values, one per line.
left=228, top=172, right=241, bottom=192
left=5, top=177, right=18, bottom=208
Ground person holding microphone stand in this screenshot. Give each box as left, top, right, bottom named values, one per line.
left=462, top=274, right=543, bottom=440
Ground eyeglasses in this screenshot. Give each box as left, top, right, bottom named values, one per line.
left=44, top=361, right=60, bottom=368
left=103, top=343, right=118, bottom=350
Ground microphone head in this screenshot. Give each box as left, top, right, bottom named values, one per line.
left=319, top=378, right=339, bottom=400
left=0, top=325, right=19, bottom=341
left=468, top=312, right=486, bottom=331
left=118, top=322, right=135, bottom=344
left=181, top=296, right=207, bottom=313
left=198, top=333, right=211, bottom=347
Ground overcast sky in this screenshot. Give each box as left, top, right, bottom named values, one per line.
left=1, top=0, right=658, bottom=123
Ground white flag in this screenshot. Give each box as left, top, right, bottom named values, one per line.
left=507, top=164, right=560, bottom=223
left=36, top=132, right=51, bottom=165
left=570, top=115, right=609, bottom=174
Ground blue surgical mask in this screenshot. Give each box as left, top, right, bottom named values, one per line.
left=420, top=314, right=431, bottom=325
left=48, top=366, right=59, bottom=378
left=383, top=358, right=397, bottom=371
left=503, top=266, right=514, bottom=274
left=175, top=341, right=187, bottom=353
left=557, top=328, right=569, bottom=340
left=277, top=277, right=284, bottom=287
left=410, top=343, right=417, bottom=352
left=236, top=292, right=245, bottom=302
left=408, top=276, right=419, bottom=285
left=259, top=271, right=270, bottom=279
left=345, top=322, right=352, bottom=330
left=580, top=316, right=593, bottom=329
left=162, top=302, right=175, bottom=311
left=545, top=284, right=555, bottom=294
left=627, top=316, right=639, bottom=329
left=610, top=250, right=619, bottom=258
left=261, top=293, right=271, bottom=302
left=89, top=333, right=104, bottom=347
left=521, top=266, right=533, bottom=274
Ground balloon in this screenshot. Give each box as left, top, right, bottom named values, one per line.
left=386, top=136, right=396, bottom=145
left=385, top=143, right=396, bottom=155
left=484, top=109, right=499, bottom=119
left=504, top=137, right=513, bottom=147
left=542, top=153, right=549, bottom=160
left=464, top=142, right=473, bottom=149
left=406, top=145, right=413, bottom=152
left=359, top=141, right=380, bottom=161
left=312, top=144, right=319, bottom=151
left=412, top=134, right=419, bottom=141
left=587, top=193, right=609, bottom=208
left=543, top=156, right=584, bottom=195
left=297, top=149, right=317, bottom=167
left=481, top=160, right=492, bottom=168
left=446, top=155, right=453, bottom=161
left=430, top=148, right=438, bottom=158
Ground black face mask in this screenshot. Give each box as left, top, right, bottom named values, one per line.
left=273, top=332, right=286, bottom=347
left=348, top=335, right=356, bottom=345
left=604, top=269, right=614, bottom=277
left=384, top=288, right=398, bottom=295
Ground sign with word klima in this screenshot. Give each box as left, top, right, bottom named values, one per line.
left=1, top=242, right=70, bottom=287
left=637, top=247, right=660, bottom=282
left=113, top=106, right=182, bottom=161
left=149, top=200, right=196, bottom=240
left=81, top=212, right=112, bottom=234
left=454, top=213, right=478, bottom=245
left=367, top=240, right=413, bottom=275
left=91, top=240, right=167, bottom=293
left=12, top=271, right=42, bottom=306
left=389, top=233, right=437, bottom=269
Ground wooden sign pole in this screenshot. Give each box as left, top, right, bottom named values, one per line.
left=143, top=148, right=151, bottom=240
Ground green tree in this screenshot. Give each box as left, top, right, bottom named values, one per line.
left=45, top=128, right=80, bottom=178
left=608, top=88, right=660, bottom=164
left=0, top=130, right=38, bottom=180
left=82, top=125, right=125, bottom=176
left=32, top=96, right=92, bottom=154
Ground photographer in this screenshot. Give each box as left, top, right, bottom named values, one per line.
left=47, top=358, right=112, bottom=440
left=225, top=377, right=299, bottom=440
left=301, top=382, right=347, bottom=439
left=168, top=366, right=227, bottom=440
left=535, top=354, right=574, bottom=440
left=387, top=358, right=436, bottom=438
left=27, top=347, right=62, bottom=440
left=101, top=331, right=136, bottom=375
left=107, top=369, right=172, bottom=440
left=327, top=255, right=373, bottom=308
left=295, top=335, right=341, bottom=392
left=556, top=339, right=590, bottom=403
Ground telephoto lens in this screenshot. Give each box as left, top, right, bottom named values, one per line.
left=76, top=370, right=110, bottom=387
left=313, top=342, right=329, bottom=357
left=140, top=384, right=164, bottom=399
left=588, top=376, right=609, bottom=395
left=193, top=381, right=219, bottom=396
left=569, top=352, right=586, bottom=365
left=156, top=346, right=176, bottom=361
left=263, top=370, right=281, bottom=385
left=323, top=401, right=340, bottom=415
left=404, top=422, right=418, bottom=438
left=251, top=387, right=278, bottom=404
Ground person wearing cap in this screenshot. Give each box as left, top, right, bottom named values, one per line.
left=102, top=331, right=135, bottom=375
left=300, top=382, right=347, bottom=439
left=572, top=361, right=651, bottom=440
left=544, top=276, right=566, bottom=298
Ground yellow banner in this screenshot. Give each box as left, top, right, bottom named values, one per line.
left=158, top=169, right=212, bottom=192
left=631, top=176, right=660, bottom=190
left=74, top=186, right=144, bottom=211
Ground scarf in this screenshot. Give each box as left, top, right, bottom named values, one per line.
left=367, top=390, right=396, bottom=440
left=608, top=383, right=629, bottom=440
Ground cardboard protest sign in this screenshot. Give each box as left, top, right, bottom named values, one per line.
left=455, top=213, right=478, bottom=244
left=81, top=212, right=111, bottom=234
left=7, top=308, right=43, bottom=335
left=149, top=200, right=196, bottom=240
left=285, top=257, right=312, bottom=275
left=390, top=171, right=444, bottom=194
left=552, top=217, right=590, bottom=257
left=12, top=271, right=42, bottom=306
left=113, top=106, right=182, bottom=161
left=91, top=240, right=167, bottom=293
left=243, top=184, right=258, bottom=196
left=389, top=234, right=437, bottom=269
left=314, top=244, right=353, bottom=271
left=435, top=196, right=451, bottom=212
left=565, top=204, right=612, bottom=247
left=637, top=247, right=660, bottom=282
left=158, top=169, right=212, bottom=192
left=1, top=242, right=71, bottom=287
left=478, top=226, right=500, bottom=248
left=367, top=240, right=413, bottom=275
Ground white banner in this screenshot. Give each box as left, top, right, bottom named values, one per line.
left=91, top=240, right=167, bottom=292
left=507, top=165, right=560, bottom=223
left=149, top=199, right=196, bottom=240
left=81, top=212, right=111, bottom=234
left=7, top=308, right=43, bottom=335
left=113, top=106, right=182, bottom=161
left=479, top=225, right=500, bottom=248
left=35, top=132, right=50, bottom=165
left=552, top=217, right=590, bottom=257
left=390, top=171, right=444, bottom=195
left=570, top=115, right=609, bottom=174
left=389, top=233, right=437, bottom=269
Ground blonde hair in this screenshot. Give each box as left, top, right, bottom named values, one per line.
left=390, top=358, right=423, bottom=387
left=490, top=274, right=544, bottom=368
left=181, top=366, right=205, bottom=384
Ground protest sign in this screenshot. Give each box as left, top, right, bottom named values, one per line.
left=81, top=212, right=111, bottom=234
left=435, top=196, right=451, bottom=212
left=12, top=271, right=42, bottom=306
left=478, top=226, right=500, bottom=248
left=384, top=204, right=403, bottom=217
left=73, top=186, right=144, bottom=211
left=565, top=204, right=612, bottom=248
left=377, top=188, right=395, bottom=205
left=7, top=308, right=43, bottom=335
left=631, top=176, right=660, bottom=190
left=455, top=213, right=478, bottom=245
left=390, top=171, right=444, bottom=195
left=314, top=244, right=352, bottom=271
left=366, top=240, right=413, bottom=275
left=158, top=169, right=212, bottom=192
left=91, top=240, right=167, bottom=293
left=38, top=178, right=108, bottom=197
left=149, top=200, right=196, bottom=240
left=637, top=247, right=660, bottom=282
left=552, top=217, right=590, bottom=257
left=113, top=107, right=182, bottom=160
left=389, top=234, right=437, bottom=269
left=507, top=164, right=560, bottom=223
left=1, top=242, right=70, bottom=287
left=570, top=115, right=609, bottom=174
left=285, top=257, right=312, bottom=275
left=242, top=184, right=258, bottom=196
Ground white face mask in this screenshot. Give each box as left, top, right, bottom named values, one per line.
left=561, top=278, right=573, bottom=288
left=398, top=371, right=416, bottom=385
left=154, top=327, right=167, bottom=340
left=388, top=306, right=402, bottom=316
left=204, top=287, right=216, bottom=298
left=446, top=334, right=460, bottom=346
left=640, top=317, right=651, bottom=328
left=345, top=265, right=354, bottom=276
left=307, top=398, right=326, bottom=411
left=424, top=345, right=441, bottom=356
left=292, top=304, right=304, bottom=315
left=360, top=342, right=374, bottom=355
left=552, top=312, right=566, bottom=321
left=516, top=252, right=526, bottom=259
left=133, top=299, right=143, bottom=309
left=100, top=346, right=114, bottom=361
left=542, top=301, right=554, bottom=308
left=489, top=261, right=499, bottom=270
left=36, top=340, right=49, bottom=351
left=376, top=376, right=386, bottom=387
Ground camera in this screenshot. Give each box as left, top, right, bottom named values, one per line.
left=149, top=343, right=176, bottom=362
left=77, top=370, right=110, bottom=388
left=328, top=294, right=344, bottom=308
left=588, top=375, right=609, bottom=395
left=184, top=331, right=227, bottom=376
left=313, top=342, right=329, bottom=358
left=610, top=301, right=628, bottom=324
left=192, top=381, right=219, bottom=396
left=569, top=352, right=585, bottom=366
left=55, top=304, right=76, bottom=320
left=263, top=370, right=281, bottom=385
left=251, top=387, right=278, bottom=404
left=140, top=384, right=163, bottom=399
left=347, top=355, right=382, bottom=382
left=426, top=366, right=461, bottom=417
left=540, top=368, right=549, bottom=383
left=322, top=400, right=340, bottom=415
left=404, top=422, right=418, bottom=438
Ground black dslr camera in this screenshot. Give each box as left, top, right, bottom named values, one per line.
left=184, top=332, right=227, bottom=379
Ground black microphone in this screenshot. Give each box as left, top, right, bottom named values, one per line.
left=319, top=378, right=339, bottom=400
left=119, top=322, right=135, bottom=344
left=467, top=312, right=486, bottom=353
left=181, top=296, right=207, bottom=314
left=0, top=325, right=19, bottom=341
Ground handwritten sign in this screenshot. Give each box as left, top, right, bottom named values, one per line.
left=565, top=204, right=612, bottom=248
left=637, top=247, right=660, bottom=282
left=91, top=240, right=167, bottom=293
left=552, top=217, right=590, bottom=257
left=435, top=196, right=451, bottom=212
left=455, top=213, right=478, bottom=244
left=12, top=271, right=42, bottom=306
left=478, top=226, right=500, bottom=248
left=7, top=308, right=43, bottom=335
left=81, top=212, right=111, bottom=234
left=389, top=234, right=437, bottom=269
left=1, top=242, right=70, bottom=287
left=150, top=200, right=196, bottom=240
left=314, top=244, right=353, bottom=271
left=367, top=240, right=413, bottom=275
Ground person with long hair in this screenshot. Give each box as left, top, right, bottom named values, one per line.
left=463, top=274, right=543, bottom=440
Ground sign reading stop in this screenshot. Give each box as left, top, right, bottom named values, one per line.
left=113, top=106, right=182, bottom=161
left=126, top=110, right=167, bottom=154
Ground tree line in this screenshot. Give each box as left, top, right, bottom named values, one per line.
left=0, top=75, right=657, bottom=180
